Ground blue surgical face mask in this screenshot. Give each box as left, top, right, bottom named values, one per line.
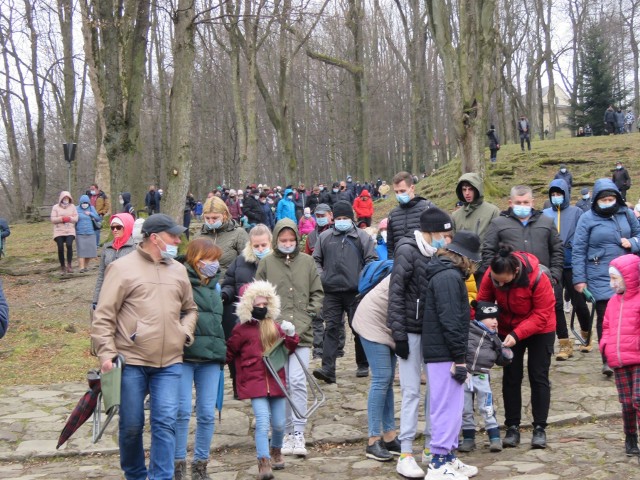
left=512, top=205, right=532, bottom=218
left=332, top=188, right=339, bottom=193
left=206, top=220, right=223, bottom=230
left=551, top=196, right=564, bottom=206
left=81, top=203, right=89, bottom=209
left=396, top=193, right=411, bottom=204
left=278, top=243, right=296, bottom=254
left=316, top=216, right=329, bottom=227
left=598, top=200, right=616, bottom=209
left=199, top=260, right=220, bottom=278
left=616, top=165, right=622, bottom=170
left=90, top=190, right=96, bottom=195
left=334, top=219, right=353, bottom=232
left=431, top=236, right=446, bottom=249
left=157, top=237, right=178, bottom=260
left=582, top=194, right=590, bottom=200
left=254, top=247, right=271, bottom=259
left=560, top=168, right=567, bottom=173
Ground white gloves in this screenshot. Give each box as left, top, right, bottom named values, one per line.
left=280, top=320, right=295, bottom=336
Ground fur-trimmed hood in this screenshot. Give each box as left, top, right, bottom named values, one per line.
left=235, top=280, right=281, bottom=324
left=241, top=240, right=260, bottom=264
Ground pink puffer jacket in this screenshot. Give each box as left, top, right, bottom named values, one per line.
left=600, top=254, right=640, bottom=368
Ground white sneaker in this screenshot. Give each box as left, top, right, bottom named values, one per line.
left=281, top=433, right=294, bottom=455
left=396, top=455, right=425, bottom=478
left=449, top=456, right=478, bottom=478
left=421, top=448, right=432, bottom=465
left=293, top=432, right=308, bottom=456
left=425, top=462, right=468, bottom=480
left=563, top=300, right=571, bottom=313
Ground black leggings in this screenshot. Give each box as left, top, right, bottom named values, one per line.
left=55, top=235, right=74, bottom=267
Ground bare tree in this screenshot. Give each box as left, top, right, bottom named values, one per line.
left=426, top=0, right=498, bottom=175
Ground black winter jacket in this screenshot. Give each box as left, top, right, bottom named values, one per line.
left=386, top=197, right=436, bottom=258
left=387, top=237, right=434, bottom=341
left=220, top=243, right=259, bottom=305
left=422, top=255, right=470, bottom=364
left=465, top=321, right=510, bottom=373
left=313, top=224, right=378, bottom=293
left=481, top=209, right=563, bottom=282
left=243, top=196, right=265, bottom=224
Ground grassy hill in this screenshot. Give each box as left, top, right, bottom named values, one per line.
left=374, top=132, right=640, bottom=221
left=1, top=132, right=639, bottom=385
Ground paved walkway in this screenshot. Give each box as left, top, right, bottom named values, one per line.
left=1, top=334, right=640, bottom=479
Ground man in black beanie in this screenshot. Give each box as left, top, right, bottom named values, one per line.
left=313, top=201, right=378, bottom=383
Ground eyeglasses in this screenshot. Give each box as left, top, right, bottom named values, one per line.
left=111, top=225, right=124, bottom=231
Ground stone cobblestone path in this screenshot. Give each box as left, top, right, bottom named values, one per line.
left=1, top=330, right=640, bottom=479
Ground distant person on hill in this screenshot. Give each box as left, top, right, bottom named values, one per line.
left=145, top=185, right=161, bottom=214
left=604, top=105, right=617, bottom=135
left=487, top=124, right=500, bottom=163
left=612, top=161, right=632, bottom=202
left=0, top=278, right=8, bottom=339
left=616, top=108, right=626, bottom=134
left=119, top=192, right=136, bottom=218
left=386, top=171, right=436, bottom=258
left=518, top=115, right=531, bottom=151
left=553, top=164, right=573, bottom=194
left=353, top=189, right=374, bottom=227
left=585, top=124, right=593, bottom=136
left=575, top=187, right=592, bottom=212
left=625, top=110, right=635, bottom=133
left=378, top=181, right=390, bottom=199
left=86, top=183, right=111, bottom=247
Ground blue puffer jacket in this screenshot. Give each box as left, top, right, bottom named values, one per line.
left=572, top=178, right=640, bottom=301
left=542, top=179, right=583, bottom=268
left=276, top=189, right=297, bottom=223
left=75, top=194, right=101, bottom=235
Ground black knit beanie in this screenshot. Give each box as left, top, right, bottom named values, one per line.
left=420, top=207, right=453, bottom=232
left=332, top=201, right=354, bottom=220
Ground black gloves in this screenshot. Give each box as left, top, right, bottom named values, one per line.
left=452, top=365, right=468, bottom=384
left=394, top=340, right=409, bottom=360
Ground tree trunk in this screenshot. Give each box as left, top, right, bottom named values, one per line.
left=163, top=0, right=196, bottom=222
left=426, top=0, right=497, bottom=176
left=537, top=0, right=557, bottom=139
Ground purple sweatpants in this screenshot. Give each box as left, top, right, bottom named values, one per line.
left=427, top=362, right=465, bottom=455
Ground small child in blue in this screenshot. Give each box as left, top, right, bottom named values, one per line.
left=458, top=301, right=512, bottom=453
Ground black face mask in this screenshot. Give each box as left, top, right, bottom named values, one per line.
left=251, top=306, right=268, bottom=320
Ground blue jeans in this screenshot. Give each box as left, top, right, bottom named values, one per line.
left=361, top=337, right=396, bottom=437
left=119, top=363, right=182, bottom=480
left=251, top=397, right=286, bottom=459
left=95, top=228, right=100, bottom=247
left=175, top=362, right=221, bottom=461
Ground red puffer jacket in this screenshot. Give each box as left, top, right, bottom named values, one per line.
left=226, top=320, right=299, bottom=400
left=477, top=252, right=556, bottom=342
left=353, top=190, right=374, bottom=218
left=601, top=254, right=640, bottom=368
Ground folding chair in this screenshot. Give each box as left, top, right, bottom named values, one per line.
left=571, top=287, right=595, bottom=347
left=263, top=338, right=325, bottom=419
left=93, top=354, right=125, bottom=443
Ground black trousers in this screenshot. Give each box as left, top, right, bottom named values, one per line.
left=562, top=268, right=591, bottom=332
left=321, top=291, right=368, bottom=375
left=183, top=210, right=192, bottom=240
left=312, top=311, right=345, bottom=357
left=595, top=299, right=610, bottom=363
left=553, top=277, right=567, bottom=338
left=55, top=235, right=74, bottom=266
left=502, top=331, right=555, bottom=429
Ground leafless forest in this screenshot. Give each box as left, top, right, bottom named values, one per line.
left=1, top=0, right=639, bottom=220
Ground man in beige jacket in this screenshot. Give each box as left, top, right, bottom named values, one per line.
left=91, top=213, right=198, bottom=480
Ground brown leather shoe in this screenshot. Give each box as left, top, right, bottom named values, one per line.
left=270, top=447, right=285, bottom=470
left=257, top=457, right=274, bottom=480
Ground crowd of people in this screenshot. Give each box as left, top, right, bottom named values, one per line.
left=20, top=159, right=635, bottom=480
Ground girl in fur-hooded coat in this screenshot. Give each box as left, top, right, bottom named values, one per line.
left=226, top=281, right=299, bottom=475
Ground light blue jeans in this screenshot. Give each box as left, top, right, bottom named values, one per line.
left=251, top=397, right=286, bottom=459
left=119, top=363, right=182, bottom=480
left=361, top=337, right=396, bottom=437
left=175, top=362, right=222, bottom=462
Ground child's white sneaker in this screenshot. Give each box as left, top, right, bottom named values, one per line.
left=293, top=432, right=307, bottom=456
left=396, top=454, right=425, bottom=478
left=421, top=448, right=432, bottom=465
left=281, top=433, right=294, bottom=455
left=449, top=456, right=478, bottom=478
left=425, top=462, right=468, bottom=480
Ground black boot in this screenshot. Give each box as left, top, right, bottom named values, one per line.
left=502, top=425, right=520, bottom=448
left=625, top=433, right=640, bottom=456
